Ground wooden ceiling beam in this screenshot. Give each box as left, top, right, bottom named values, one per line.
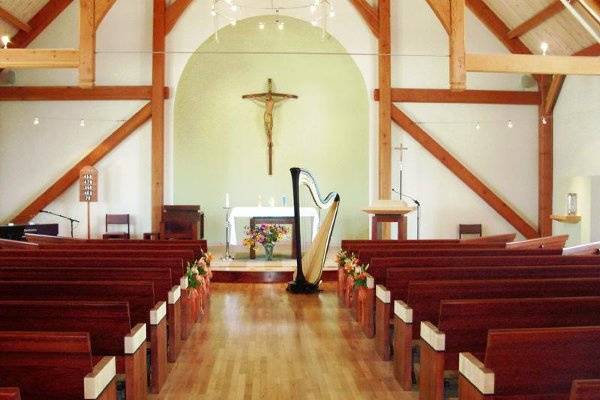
left=9, top=0, right=74, bottom=49
left=466, top=53, right=600, bottom=75
left=373, top=88, right=540, bottom=104
left=0, top=48, right=79, bottom=68
left=349, top=0, right=379, bottom=37
left=574, top=43, right=600, bottom=56
left=165, top=0, right=194, bottom=34
left=391, top=104, right=538, bottom=238
left=424, top=0, right=450, bottom=34
left=79, top=0, right=95, bottom=88
left=0, top=5, right=32, bottom=32
left=0, top=86, right=170, bottom=101
left=95, top=0, right=117, bottom=28
left=507, top=1, right=566, bottom=39
left=449, top=0, right=466, bottom=90
left=542, top=75, right=566, bottom=115
left=465, top=0, right=533, bottom=55
left=579, top=0, right=600, bottom=24
left=11, top=103, right=153, bottom=224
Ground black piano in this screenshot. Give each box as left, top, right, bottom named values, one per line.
left=0, top=223, right=59, bottom=241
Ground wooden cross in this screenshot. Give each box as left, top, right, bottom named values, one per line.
left=242, top=78, right=298, bottom=175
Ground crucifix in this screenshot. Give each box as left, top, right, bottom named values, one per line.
left=242, top=78, right=298, bottom=175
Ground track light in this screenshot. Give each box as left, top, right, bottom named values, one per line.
left=1, top=35, right=9, bottom=48
left=475, top=122, right=481, bottom=130
left=33, top=117, right=40, bottom=126
left=540, top=42, right=549, bottom=55
left=507, top=120, right=514, bottom=129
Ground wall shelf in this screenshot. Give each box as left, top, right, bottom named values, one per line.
left=550, top=215, right=581, bottom=224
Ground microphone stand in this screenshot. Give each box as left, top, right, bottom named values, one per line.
left=40, top=210, right=79, bottom=238
left=392, top=189, right=421, bottom=239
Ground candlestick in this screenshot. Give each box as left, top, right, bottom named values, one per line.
left=225, top=193, right=230, bottom=208
left=258, top=195, right=262, bottom=207
left=269, top=197, right=275, bottom=207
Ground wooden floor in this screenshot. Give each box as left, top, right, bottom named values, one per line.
left=150, top=282, right=415, bottom=400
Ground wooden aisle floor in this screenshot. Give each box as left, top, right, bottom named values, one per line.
left=150, top=282, right=416, bottom=400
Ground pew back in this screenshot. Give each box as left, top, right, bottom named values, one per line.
left=0, top=300, right=132, bottom=356
left=437, top=296, right=600, bottom=368
left=0, top=249, right=195, bottom=263
left=405, top=277, right=600, bottom=336
left=0, top=257, right=184, bottom=285
left=0, top=267, right=173, bottom=301
left=387, top=265, right=600, bottom=301
left=484, top=326, right=600, bottom=396
left=0, top=281, right=155, bottom=327
left=370, top=255, right=600, bottom=282
left=0, top=331, right=93, bottom=400
left=358, top=248, right=562, bottom=266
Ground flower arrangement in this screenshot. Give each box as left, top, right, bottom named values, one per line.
left=243, top=224, right=289, bottom=260
left=185, top=250, right=214, bottom=289
left=336, top=249, right=369, bottom=288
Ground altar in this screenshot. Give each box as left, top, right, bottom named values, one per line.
left=228, top=206, right=320, bottom=245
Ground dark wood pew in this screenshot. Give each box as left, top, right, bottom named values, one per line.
left=0, top=257, right=191, bottom=342
left=358, top=253, right=593, bottom=338
left=391, top=277, right=600, bottom=390
left=0, top=331, right=117, bottom=400
left=505, top=234, right=569, bottom=249
left=357, top=248, right=563, bottom=267
left=0, top=266, right=181, bottom=364
left=0, top=281, right=167, bottom=394
left=458, top=326, right=600, bottom=400
left=38, top=243, right=207, bottom=259
left=0, top=239, right=37, bottom=249
left=418, top=297, right=600, bottom=400
left=340, top=233, right=517, bottom=251
left=24, top=233, right=208, bottom=251
left=380, top=265, right=600, bottom=369
left=0, top=249, right=196, bottom=265
left=0, top=388, right=20, bottom=400
left=0, top=300, right=147, bottom=400
left=570, top=380, right=600, bottom=400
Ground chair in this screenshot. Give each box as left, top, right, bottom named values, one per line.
left=103, top=214, right=130, bottom=239
left=459, top=224, right=482, bottom=239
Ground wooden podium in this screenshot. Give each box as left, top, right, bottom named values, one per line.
left=363, top=200, right=415, bottom=240
left=160, top=205, right=204, bottom=240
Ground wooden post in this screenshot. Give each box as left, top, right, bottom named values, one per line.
left=539, top=76, right=554, bottom=237
left=151, top=0, right=166, bottom=232
left=450, top=0, right=466, bottom=90
left=79, top=0, right=95, bottom=88
left=378, top=0, right=392, bottom=239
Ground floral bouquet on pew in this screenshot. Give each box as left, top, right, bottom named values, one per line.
left=243, top=224, right=289, bottom=261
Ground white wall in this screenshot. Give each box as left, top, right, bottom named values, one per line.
left=553, top=75, right=600, bottom=246
left=0, top=0, right=544, bottom=240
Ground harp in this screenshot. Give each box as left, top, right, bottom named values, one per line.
left=287, top=167, right=340, bottom=293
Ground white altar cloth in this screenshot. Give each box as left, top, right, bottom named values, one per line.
left=228, top=206, right=320, bottom=245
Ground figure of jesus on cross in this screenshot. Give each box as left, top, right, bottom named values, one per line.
left=242, top=78, right=298, bottom=175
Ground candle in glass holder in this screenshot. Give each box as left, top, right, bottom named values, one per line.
left=567, top=193, right=577, bottom=216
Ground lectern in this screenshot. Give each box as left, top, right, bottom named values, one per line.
left=363, top=200, right=414, bottom=240
left=160, top=205, right=204, bottom=240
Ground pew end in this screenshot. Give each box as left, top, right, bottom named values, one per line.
left=84, top=356, right=118, bottom=400
left=124, top=323, right=148, bottom=400
left=419, top=321, right=446, bottom=400
left=458, top=353, right=494, bottom=399
left=149, top=301, right=168, bottom=394
left=360, top=274, right=375, bottom=338
left=392, top=299, right=414, bottom=390
left=375, top=284, right=392, bottom=361
left=563, top=241, right=600, bottom=256
left=167, top=285, right=182, bottom=363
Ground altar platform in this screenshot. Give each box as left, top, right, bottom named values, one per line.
left=208, top=244, right=338, bottom=283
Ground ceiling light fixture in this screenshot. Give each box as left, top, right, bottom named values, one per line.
left=540, top=41, right=549, bottom=55
left=0, top=35, right=9, bottom=49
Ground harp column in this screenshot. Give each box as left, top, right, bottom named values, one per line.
left=378, top=0, right=393, bottom=239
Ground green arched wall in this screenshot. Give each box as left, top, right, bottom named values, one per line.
left=174, top=15, right=369, bottom=244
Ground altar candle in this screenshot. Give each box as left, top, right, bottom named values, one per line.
left=258, top=195, right=262, bottom=207
left=269, top=197, right=275, bottom=207
left=225, top=193, right=230, bottom=208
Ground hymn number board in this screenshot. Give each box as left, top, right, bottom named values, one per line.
left=79, top=166, right=98, bottom=203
